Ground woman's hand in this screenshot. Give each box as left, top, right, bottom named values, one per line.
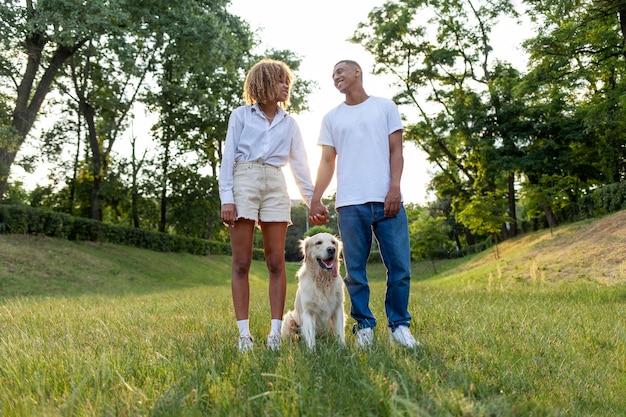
left=221, top=203, right=237, bottom=227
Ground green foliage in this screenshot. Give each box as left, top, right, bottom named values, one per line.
left=522, top=174, right=572, bottom=217
left=2, top=181, right=29, bottom=204
left=409, top=214, right=451, bottom=262
left=0, top=204, right=239, bottom=258
left=573, top=182, right=626, bottom=220
left=285, top=203, right=309, bottom=261
left=524, top=0, right=626, bottom=183
left=456, top=192, right=509, bottom=237
left=589, top=182, right=626, bottom=215
left=166, top=166, right=222, bottom=239
left=353, top=0, right=524, bottom=243
left=353, top=0, right=626, bottom=249
left=4, top=0, right=626, bottom=266
left=0, top=0, right=315, bottom=239
left=304, top=225, right=334, bottom=237
left=1, top=0, right=143, bottom=198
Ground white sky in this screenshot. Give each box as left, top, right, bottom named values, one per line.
left=228, top=0, right=432, bottom=204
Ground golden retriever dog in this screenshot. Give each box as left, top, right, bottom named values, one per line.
left=281, top=232, right=345, bottom=350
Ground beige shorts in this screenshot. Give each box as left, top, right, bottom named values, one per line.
left=233, top=161, right=291, bottom=224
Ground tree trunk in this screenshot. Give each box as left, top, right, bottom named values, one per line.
left=159, top=139, right=171, bottom=233
left=492, top=233, right=500, bottom=259
left=454, top=234, right=462, bottom=251
left=464, top=227, right=476, bottom=246
left=430, top=258, right=438, bottom=274
left=0, top=38, right=80, bottom=201
left=91, top=176, right=103, bottom=221
left=81, top=101, right=103, bottom=221
left=131, top=147, right=140, bottom=229
left=68, top=110, right=83, bottom=215
left=507, top=172, right=518, bottom=237
left=543, top=205, right=557, bottom=235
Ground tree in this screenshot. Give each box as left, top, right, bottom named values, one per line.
left=515, top=50, right=607, bottom=227
left=126, top=134, right=150, bottom=228
left=167, top=165, right=221, bottom=239
left=0, top=0, right=131, bottom=201
left=517, top=0, right=626, bottom=228
left=409, top=213, right=451, bottom=273
left=352, top=0, right=523, bottom=246
left=524, top=0, right=626, bottom=185
left=64, top=33, right=154, bottom=220
left=143, top=0, right=254, bottom=232
left=456, top=192, right=510, bottom=259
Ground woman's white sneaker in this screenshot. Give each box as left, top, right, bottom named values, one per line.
left=267, top=333, right=281, bottom=351
left=238, top=334, right=254, bottom=353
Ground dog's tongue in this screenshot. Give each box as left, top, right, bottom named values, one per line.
left=332, top=261, right=338, bottom=278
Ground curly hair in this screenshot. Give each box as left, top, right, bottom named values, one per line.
left=243, top=59, right=294, bottom=109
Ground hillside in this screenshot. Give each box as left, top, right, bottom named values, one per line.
left=456, top=209, right=626, bottom=286
left=1, top=210, right=625, bottom=297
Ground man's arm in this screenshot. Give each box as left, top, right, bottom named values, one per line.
left=309, top=145, right=336, bottom=225
left=385, top=129, right=404, bottom=217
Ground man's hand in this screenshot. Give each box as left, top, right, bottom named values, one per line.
left=384, top=187, right=401, bottom=217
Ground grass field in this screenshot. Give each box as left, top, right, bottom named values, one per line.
left=1, top=211, right=625, bottom=416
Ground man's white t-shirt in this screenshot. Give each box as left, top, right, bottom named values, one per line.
left=318, top=96, right=404, bottom=209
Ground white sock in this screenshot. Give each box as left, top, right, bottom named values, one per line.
left=237, top=319, right=250, bottom=337
left=271, top=319, right=281, bottom=336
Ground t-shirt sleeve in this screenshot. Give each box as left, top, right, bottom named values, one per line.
left=318, top=112, right=335, bottom=147
left=386, top=99, right=404, bottom=135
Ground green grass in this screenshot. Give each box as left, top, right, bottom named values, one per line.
left=1, top=212, right=626, bottom=416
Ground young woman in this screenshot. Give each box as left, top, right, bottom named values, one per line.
left=219, top=59, right=314, bottom=353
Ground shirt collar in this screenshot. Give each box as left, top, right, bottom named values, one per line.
left=252, top=103, right=286, bottom=120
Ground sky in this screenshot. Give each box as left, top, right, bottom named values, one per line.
left=228, top=0, right=432, bottom=204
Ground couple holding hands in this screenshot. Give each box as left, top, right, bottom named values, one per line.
left=219, top=58, right=417, bottom=353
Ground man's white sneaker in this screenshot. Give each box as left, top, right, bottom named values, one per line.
left=238, top=334, right=254, bottom=353
left=390, top=326, right=419, bottom=348
left=356, top=327, right=374, bottom=348
left=267, top=333, right=281, bottom=351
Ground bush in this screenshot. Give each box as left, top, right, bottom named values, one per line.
left=0, top=204, right=240, bottom=257
left=547, top=182, right=626, bottom=223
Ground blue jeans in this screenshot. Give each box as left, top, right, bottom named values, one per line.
left=337, top=203, right=412, bottom=331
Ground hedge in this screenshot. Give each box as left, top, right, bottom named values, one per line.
left=3, top=181, right=625, bottom=261
left=0, top=204, right=264, bottom=260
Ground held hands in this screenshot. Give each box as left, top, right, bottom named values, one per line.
left=309, top=200, right=329, bottom=226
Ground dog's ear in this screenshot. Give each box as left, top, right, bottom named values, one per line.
left=335, top=236, right=343, bottom=254
left=300, top=237, right=309, bottom=260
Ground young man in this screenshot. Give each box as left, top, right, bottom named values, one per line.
left=309, top=60, right=418, bottom=348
